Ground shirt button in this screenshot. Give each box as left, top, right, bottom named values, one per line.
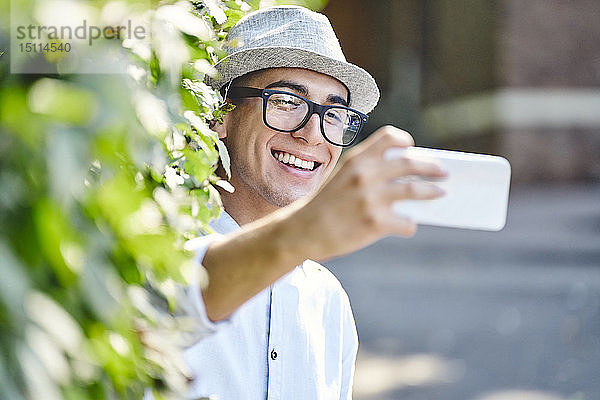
left=270, top=349, right=278, bottom=360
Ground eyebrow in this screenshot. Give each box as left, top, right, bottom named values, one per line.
left=265, top=80, right=349, bottom=107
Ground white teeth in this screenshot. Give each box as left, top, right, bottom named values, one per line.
left=274, top=151, right=317, bottom=171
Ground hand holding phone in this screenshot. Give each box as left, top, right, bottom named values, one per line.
left=385, top=147, right=511, bottom=231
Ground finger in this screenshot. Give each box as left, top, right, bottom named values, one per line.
left=378, top=213, right=418, bottom=237
left=382, top=180, right=446, bottom=202
left=337, top=153, right=447, bottom=195
left=373, top=156, right=448, bottom=182
left=355, top=125, right=415, bottom=157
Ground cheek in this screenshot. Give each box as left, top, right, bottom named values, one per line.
left=223, top=107, right=266, bottom=153
left=327, top=147, right=343, bottom=168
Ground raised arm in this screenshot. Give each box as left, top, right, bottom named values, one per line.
left=201, top=126, right=447, bottom=321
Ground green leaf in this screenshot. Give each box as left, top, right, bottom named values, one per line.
left=33, top=198, right=81, bottom=287
left=28, top=79, right=98, bottom=125
left=223, top=8, right=246, bottom=29
left=0, top=86, right=45, bottom=147
left=183, top=147, right=213, bottom=183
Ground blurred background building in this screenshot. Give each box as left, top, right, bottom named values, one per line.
left=318, top=1, right=600, bottom=399
left=323, top=0, right=600, bottom=183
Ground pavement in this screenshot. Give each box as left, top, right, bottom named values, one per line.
left=324, top=182, right=600, bottom=400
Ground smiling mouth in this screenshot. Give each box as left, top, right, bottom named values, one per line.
left=271, top=150, right=322, bottom=172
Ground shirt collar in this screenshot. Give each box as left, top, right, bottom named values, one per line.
left=209, top=210, right=241, bottom=234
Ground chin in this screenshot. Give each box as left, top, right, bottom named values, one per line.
left=263, top=186, right=312, bottom=208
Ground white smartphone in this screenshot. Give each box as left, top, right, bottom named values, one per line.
left=384, top=147, right=511, bottom=231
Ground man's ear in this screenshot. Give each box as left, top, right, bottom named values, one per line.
left=210, top=117, right=228, bottom=139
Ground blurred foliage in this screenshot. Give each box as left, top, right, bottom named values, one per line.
left=0, top=0, right=326, bottom=399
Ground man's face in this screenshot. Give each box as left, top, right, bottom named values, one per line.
left=217, top=68, right=347, bottom=210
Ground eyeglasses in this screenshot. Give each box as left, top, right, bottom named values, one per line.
left=227, top=86, right=368, bottom=147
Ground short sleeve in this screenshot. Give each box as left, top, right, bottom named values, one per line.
left=172, top=233, right=232, bottom=346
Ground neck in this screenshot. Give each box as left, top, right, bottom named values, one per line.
left=218, top=184, right=280, bottom=226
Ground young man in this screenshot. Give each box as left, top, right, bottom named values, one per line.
left=177, top=5, right=446, bottom=400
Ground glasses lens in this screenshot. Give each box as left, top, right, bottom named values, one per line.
left=265, top=93, right=309, bottom=131
left=322, top=107, right=363, bottom=145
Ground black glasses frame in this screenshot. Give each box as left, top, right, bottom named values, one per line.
left=227, top=86, right=368, bottom=147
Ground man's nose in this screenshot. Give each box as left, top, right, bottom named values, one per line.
left=290, top=113, right=324, bottom=145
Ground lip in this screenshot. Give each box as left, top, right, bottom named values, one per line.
left=271, top=148, right=324, bottom=165
left=275, top=160, right=319, bottom=178
left=270, top=149, right=323, bottom=178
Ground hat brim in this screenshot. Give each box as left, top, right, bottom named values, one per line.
left=206, top=47, right=379, bottom=114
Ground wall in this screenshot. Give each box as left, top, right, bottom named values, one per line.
left=324, top=0, right=600, bottom=182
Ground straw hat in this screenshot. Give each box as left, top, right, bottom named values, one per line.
left=206, top=5, right=380, bottom=114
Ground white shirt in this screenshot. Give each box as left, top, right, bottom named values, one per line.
left=152, top=211, right=358, bottom=400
